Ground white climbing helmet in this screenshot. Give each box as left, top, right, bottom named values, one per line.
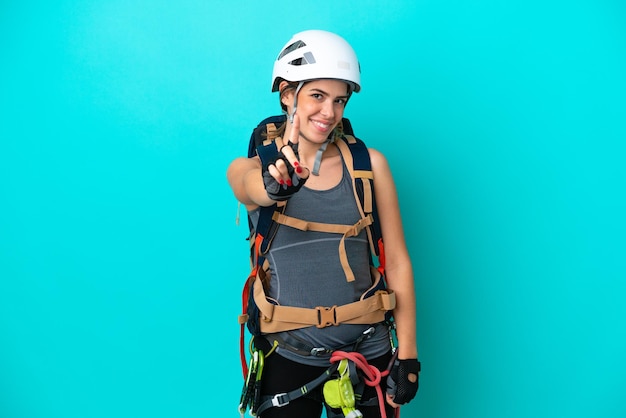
left=271, top=30, right=361, bottom=93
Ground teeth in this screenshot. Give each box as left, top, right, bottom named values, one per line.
left=312, top=120, right=330, bottom=129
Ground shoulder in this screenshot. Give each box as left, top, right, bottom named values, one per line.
left=367, top=148, right=391, bottom=174
left=366, top=147, right=397, bottom=195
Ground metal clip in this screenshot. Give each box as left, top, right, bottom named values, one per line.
left=362, top=326, right=375, bottom=337
left=310, top=347, right=330, bottom=356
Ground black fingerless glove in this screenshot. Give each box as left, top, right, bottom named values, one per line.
left=386, top=358, right=421, bottom=405
left=262, top=168, right=305, bottom=201
left=257, top=141, right=306, bottom=201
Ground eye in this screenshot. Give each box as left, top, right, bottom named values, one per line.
left=311, top=93, right=323, bottom=100
left=335, top=98, right=347, bottom=105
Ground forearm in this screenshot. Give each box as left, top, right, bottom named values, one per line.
left=227, top=157, right=276, bottom=207
left=388, top=264, right=418, bottom=359
left=243, top=168, right=277, bottom=207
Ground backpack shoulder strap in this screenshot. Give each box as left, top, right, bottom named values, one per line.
left=335, top=135, right=384, bottom=269
left=245, top=119, right=291, bottom=278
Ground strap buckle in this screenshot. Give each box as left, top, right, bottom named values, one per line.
left=271, top=392, right=289, bottom=408
left=315, top=305, right=338, bottom=328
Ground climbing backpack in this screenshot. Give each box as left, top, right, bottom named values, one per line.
left=237, top=115, right=396, bottom=377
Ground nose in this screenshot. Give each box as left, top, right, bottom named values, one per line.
left=320, top=99, right=335, bottom=118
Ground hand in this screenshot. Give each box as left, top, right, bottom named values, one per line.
left=385, top=358, right=420, bottom=408
left=259, top=115, right=310, bottom=201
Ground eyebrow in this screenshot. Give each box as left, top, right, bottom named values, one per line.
left=309, top=88, right=350, bottom=100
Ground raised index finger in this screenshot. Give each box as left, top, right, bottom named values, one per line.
left=281, top=115, right=309, bottom=179
left=281, top=114, right=300, bottom=164
left=288, top=113, right=300, bottom=145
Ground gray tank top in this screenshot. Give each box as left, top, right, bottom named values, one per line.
left=250, top=160, right=390, bottom=366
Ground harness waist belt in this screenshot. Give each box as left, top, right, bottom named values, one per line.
left=252, top=277, right=396, bottom=334
left=262, top=325, right=377, bottom=357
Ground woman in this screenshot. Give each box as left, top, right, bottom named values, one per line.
left=228, top=30, right=419, bottom=418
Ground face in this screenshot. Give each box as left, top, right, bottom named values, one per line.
left=282, top=79, right=350, bottom=144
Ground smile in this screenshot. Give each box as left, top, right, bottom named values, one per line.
left=311, top=120, right=332, bottom=131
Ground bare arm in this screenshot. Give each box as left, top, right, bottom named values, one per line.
left=226, top=156, right=274, bottom=209
left=369, top=148, right=418, bottom=360
left=370, top=148, right=419, bottom=407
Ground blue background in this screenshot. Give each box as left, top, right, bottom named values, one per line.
left=1, top=1, right=625, bottom=417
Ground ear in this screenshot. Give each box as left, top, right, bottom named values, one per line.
left=279, top=80, right=293, bottom=106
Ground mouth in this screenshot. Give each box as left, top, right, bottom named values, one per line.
left=311, top=119, right=333, bottom=132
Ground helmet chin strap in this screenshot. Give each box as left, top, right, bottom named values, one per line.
left=286, top=80, right=334, bottom=176
left=311, top=135, right=333, bottom=176
left=287, top=81, right=304, bottom=124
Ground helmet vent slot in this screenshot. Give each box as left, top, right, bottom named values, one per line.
left=288, top=51, right=316, bottom=67
left=277, top=40, right=307, bottom=60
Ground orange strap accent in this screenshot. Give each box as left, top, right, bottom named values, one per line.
left=377, top=238, right=386, bottom=276
left=241, top=233, right=266, bottom=378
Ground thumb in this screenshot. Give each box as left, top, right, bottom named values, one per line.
left=386, top=393, right=400, bottom=409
